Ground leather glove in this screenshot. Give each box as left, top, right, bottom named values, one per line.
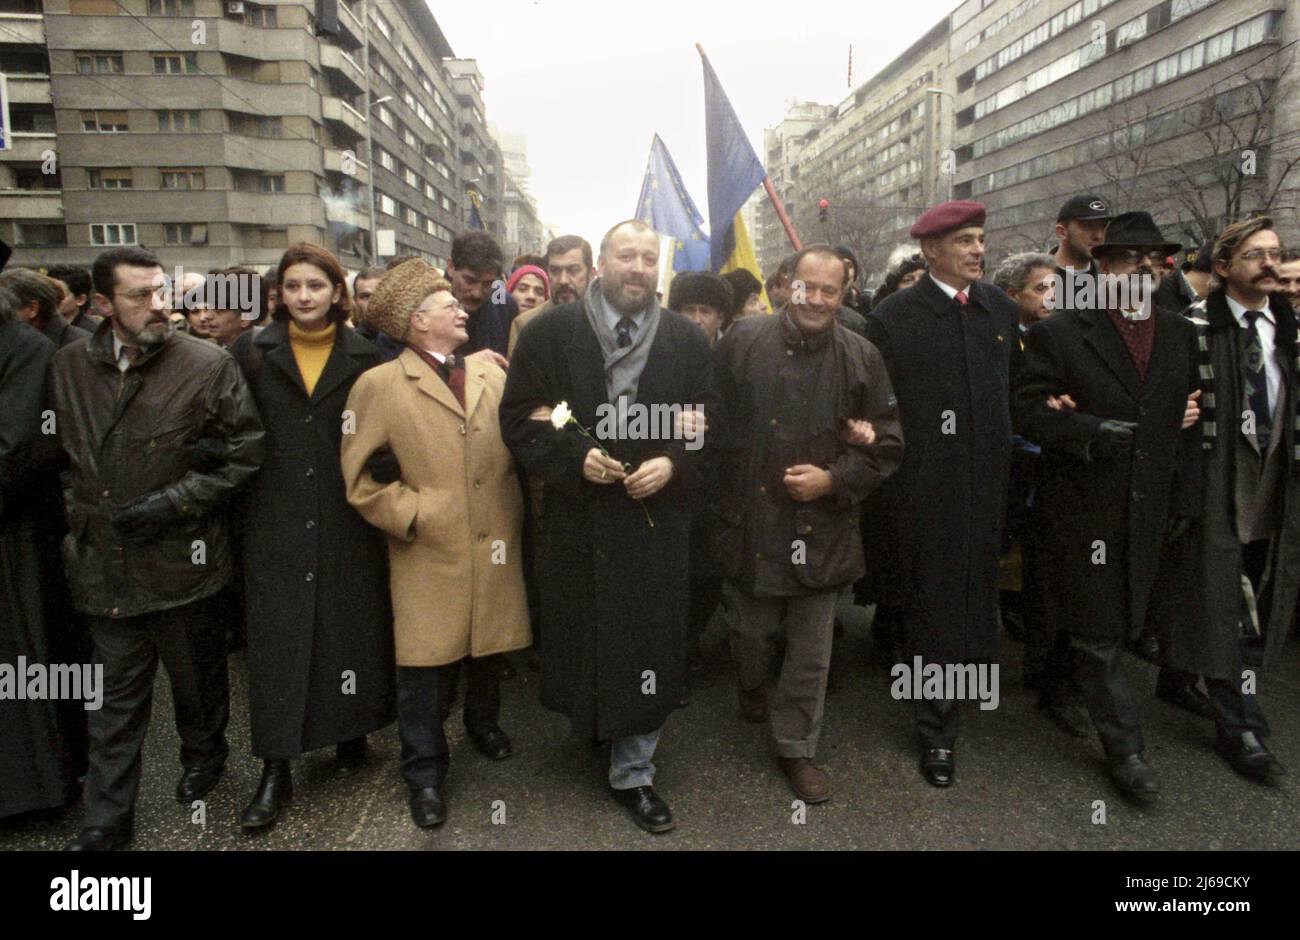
left=110, top=490, right=181, bottom=544
left=1093, top=419, right=1137, bottom=459
left=191, top=436, right=227, bottom=473
left=364, top=446, right=402, bottom=485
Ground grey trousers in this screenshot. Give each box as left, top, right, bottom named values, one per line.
left=726, top=581, right=838, bottom=759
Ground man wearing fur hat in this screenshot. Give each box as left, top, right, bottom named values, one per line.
left=341, top=261, right=531, bottom=829
left=499, top=220, right=719, bottom=833
left=865, top=200, right=1019, bottom=789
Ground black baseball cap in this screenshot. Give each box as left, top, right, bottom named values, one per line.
left=1057, top=194, right=1112, bottom=222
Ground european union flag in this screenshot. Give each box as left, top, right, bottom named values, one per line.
left=700, top=50, right=767, bottom=274
left=635, top=134, right=711, bottom=274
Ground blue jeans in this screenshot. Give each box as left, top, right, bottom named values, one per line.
left=609, top=727, right=661, bottom=790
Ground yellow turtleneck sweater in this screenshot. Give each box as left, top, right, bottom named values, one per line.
left=288, top=321, right=336, bottom=396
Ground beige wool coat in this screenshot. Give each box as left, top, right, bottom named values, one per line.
left=341, top=347, right=530, bottom=666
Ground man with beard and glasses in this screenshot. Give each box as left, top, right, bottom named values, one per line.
left=500, top=220, right=718, bottom=833
left=50, top=247, right=264, bottom=850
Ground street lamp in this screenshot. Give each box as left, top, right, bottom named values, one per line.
left=926, top=87, right=954, bottom=203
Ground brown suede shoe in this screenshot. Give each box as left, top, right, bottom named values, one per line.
left=779, top=757, right=832, bottom=803
left=738, top=684, right=768, bottom=723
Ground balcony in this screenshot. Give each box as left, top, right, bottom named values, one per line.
left=0, top=189, right=64, bottom=220
left=324, top=148, right=370, bottom=185
left=2, top=133, right=57, bottom=162
left=322, top=97, right=367, bottom=141
left=336, top=2, right=364, bottom=48
left=324, top=200, right=370, bottom=230
left=0, top=14, right=44, bottom=46
left=320, top=45, right=365, bottom=95
left=5, top=75, right=50, bottom=105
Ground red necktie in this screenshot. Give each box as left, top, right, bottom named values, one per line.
left=445, top=355, right=466, bottom=409
left=121, top=345, right=139, bottom=368
left=955, top=290, right=968, bottom=306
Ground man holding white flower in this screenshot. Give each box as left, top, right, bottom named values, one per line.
left=500, top=219, right=720, bottom=834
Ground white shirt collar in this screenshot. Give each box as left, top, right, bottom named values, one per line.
left=929, top=273, right=963, bottom=300
left=1224, top=293, right=1275, bottom=328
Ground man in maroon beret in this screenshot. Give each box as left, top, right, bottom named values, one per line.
left=864, top=200, right=1020, bottom=788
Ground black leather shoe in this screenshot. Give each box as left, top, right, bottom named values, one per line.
left=1038, top=694, right=1091, bottom=738
left=1108, top=753, right=1159, bottom=800
left=333, top=736, right=367, bottom=779
left=610, top=785, right=674, bottom=833
left=1157, top=682, right=1214, bottom=720
left=920, top=748, right=955, bottom=787
left=468, top=726, right=512, bottom=761
left=240, top=760, right=292, bottom=831
left=1216, top=732, right=1287, bottom=786
left=176, top=761, right=224, bottom=803
left=65, top=826, right=132, bottom=851
left=409, top=786, right=447, bottom=828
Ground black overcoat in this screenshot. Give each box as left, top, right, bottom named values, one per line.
left=1155, top=290, right=1300, bottom=677
left=231, top=323, right=395, bottom=759
left=0, top=323, right=84, bottom=817
left=1013, top=304, right=1201, bottom=641
left=864, top=277, right=1018, bottom=663
left=499, top=300, right=719, bottom=740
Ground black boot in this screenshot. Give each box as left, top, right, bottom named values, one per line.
left=333, top=736, right=367, bottom=779
left=240, top=760, right=292, bottom=831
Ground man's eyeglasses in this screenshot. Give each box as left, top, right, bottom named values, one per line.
left=115, top=287, right=165, bottom=304
left=1238, top=248, right=1285, bottom=263
left=1112, top=250, right=1165, bottom=265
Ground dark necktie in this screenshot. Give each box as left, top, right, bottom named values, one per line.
left=1242, top=310, right=1271, bottom=451
left=616, top=316, right=636, bottom=349
left=442, top=354, right=466, bottom=409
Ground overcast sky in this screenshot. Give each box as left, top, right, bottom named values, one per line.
left=430, top=0, right=958, bottom=250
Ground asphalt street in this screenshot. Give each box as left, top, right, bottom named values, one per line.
left=3, top=608, right=1298, bottom=851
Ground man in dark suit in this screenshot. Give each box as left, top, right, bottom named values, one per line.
left=500, top=219, right=718, bottom=833
left=1013, top=212, right=1202, bottom=803
left=865, top=200, right=1019, bottom=788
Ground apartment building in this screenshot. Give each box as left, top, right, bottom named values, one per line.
left=492, top=124, right=543, bottom=261
left=763, top=20, right=951, bottom=281
left=756, top=100, right=833, bottom=274
left=948, top=0, right=1298, bottom=255
left=0, top=0, right=508, bottom=272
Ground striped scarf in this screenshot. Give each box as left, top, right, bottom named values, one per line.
left=1188, top=298, right=1300, bottom=473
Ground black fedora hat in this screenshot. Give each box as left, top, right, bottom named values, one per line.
left=1091, top=211, right=1181, bottom=257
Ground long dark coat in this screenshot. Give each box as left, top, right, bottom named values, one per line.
left=231, top=322, right=395, bottom=759
left=1013, top=304, right=1201, bottom=641
left=864, top=277, right=1018, bottom=663
left=0, top=322, right=84, bottom=817
left=1156, top=290, right=1300, bottom=677
left=499, top=300, right=719, bottom=740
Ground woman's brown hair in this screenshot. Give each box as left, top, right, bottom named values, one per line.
left=273, top=242, right=353, bottom=325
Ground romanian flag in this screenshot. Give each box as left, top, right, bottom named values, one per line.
left=700, top=48, right=770, bottom=308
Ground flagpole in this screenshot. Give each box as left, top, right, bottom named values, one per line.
left=695, top=43, right=802, bottom=253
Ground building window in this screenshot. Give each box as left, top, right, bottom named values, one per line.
left=397, top=44, right=415, bottom=70
left=154, top=53, right=199, bottom=75
left=373, top=55, right=394, bottom=85
left=157, top=109, right=201, bottom=131
left=16, top=224, right=67, bottom=246
left=371, top=10, right=392, bottom=39
left=82, top=110, right=129, bottom=132
left=378, top=149, right=395, bottom=171
left=378, top=193, right=396, bottom=215
left=161, top=168, right=204, bottom=190
left=88, top=168, right=133, bottom=189
left=77, top=52, right=123, bottom=75
left=148, top=0, right=194, bottom=14
left=90, top=223, right=137, bottom=246
left=403, top=167, right=418, bottom=187
left=255, top=117, right=283, bottom=138
left=258, top=174, right=285, bottom=193
left=376, top=105, right=393, bottom=127
left=245, top=3, right=277, bottom=27
left=164, top=223, right=207, bottom=244
left=307, top=67, right=318, bottom=90
left=404, top=206, right=417, bottom=226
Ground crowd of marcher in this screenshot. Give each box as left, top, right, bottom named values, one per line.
left=2, top=193, right=1298, bottom=849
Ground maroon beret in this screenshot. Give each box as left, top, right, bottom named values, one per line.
left=910, top=200, right=987, bottom=239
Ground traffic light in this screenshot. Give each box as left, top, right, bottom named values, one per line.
left=818, top=198, right=829, bottom=223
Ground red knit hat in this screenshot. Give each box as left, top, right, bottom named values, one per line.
left=506, top=265, right=550, bottom=298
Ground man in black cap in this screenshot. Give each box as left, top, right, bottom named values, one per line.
left=866, top=200, right=1018, bottom=788
left=1013, top=211, right=1202, bottom=803
left=1053, top=195, right=1111, bottom=285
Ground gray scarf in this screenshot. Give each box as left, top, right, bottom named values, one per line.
left=583, top=277, right=660, bottom=406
